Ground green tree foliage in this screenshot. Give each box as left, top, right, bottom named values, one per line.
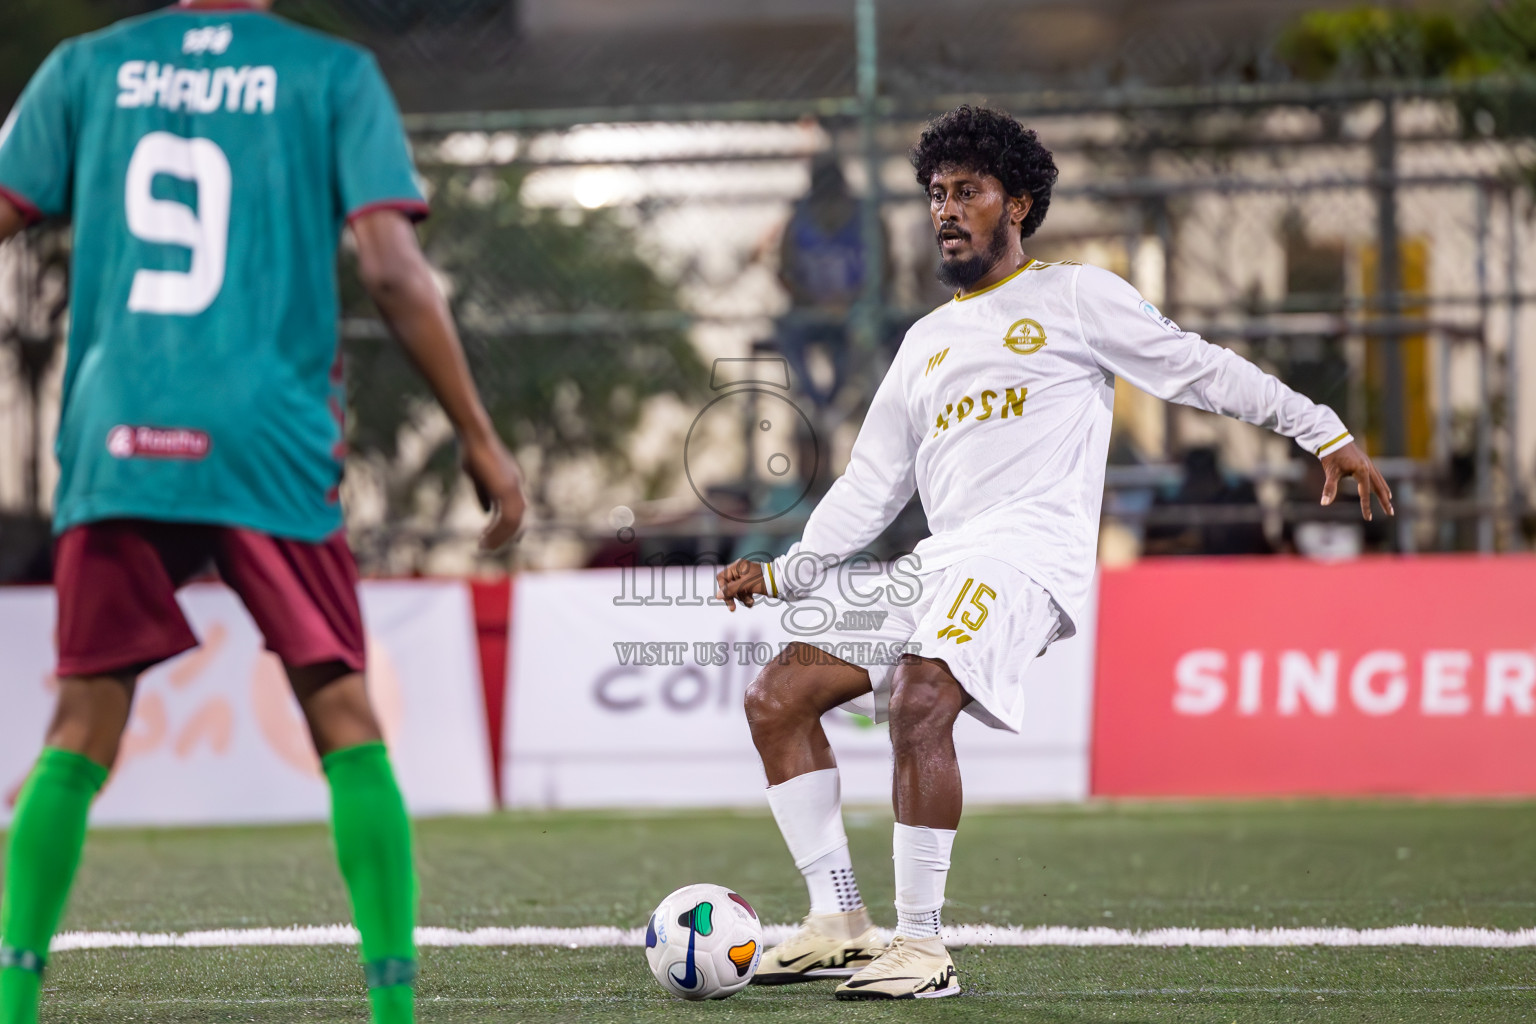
left=341, top=166, right=707, bottom=527
left=1279, top=7, right=1486, bottom=80
left=1278, top=2, right=1536, bottom=136
left=4, top=1, right=703, bottom=548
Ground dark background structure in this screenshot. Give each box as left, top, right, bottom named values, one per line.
left=1, top=0, right=1533, bottom=577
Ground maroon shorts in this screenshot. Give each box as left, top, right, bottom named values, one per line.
left=54, top=520, right=366, bottom=678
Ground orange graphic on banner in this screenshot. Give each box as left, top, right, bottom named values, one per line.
left=174, top=700, right=234, bottom=757
left=115, top=623, right=235, bottom=775
left=83, top=619, right=404, bottom=780
left=118, top=693, right=170, bottom=765
left=251, top=637, right=405, bottom=778
left=168, top=623, right=227, bottom=688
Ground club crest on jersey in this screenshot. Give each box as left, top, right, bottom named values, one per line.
left=1140, top=300, right=1181, bottom=333
left=1002, top=318, right=1047, bottom=355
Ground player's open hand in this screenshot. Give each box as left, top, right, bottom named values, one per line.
left=715, top=558, right=767, bottom=611
left=1320, top=441, right=1394, bottom=521
left=462, top=432, right=527, bottom=550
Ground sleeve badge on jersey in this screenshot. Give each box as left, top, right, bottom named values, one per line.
left=1140, top=299, right=1181, bottom=334
left=1002, top=318, right=1048, bottom=355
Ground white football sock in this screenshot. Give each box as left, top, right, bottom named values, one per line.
left=765, top=768, right=864, bottom=916
left=893, top=822, right=956, bottom=939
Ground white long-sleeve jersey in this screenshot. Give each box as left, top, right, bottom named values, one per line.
left=762, top=260, right=1352, bottom=635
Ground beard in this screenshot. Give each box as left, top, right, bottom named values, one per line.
left=934, top=217, right=1013, bottom=290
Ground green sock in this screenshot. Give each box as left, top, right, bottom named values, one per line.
left=323, top=742, right=417, bottom=1024
left=1, top=748, right=108, bottom=1024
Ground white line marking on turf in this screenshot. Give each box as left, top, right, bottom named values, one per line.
left=46, top=924, right=1536, bottom=952
left=1027, top=986, right=1536, bottom=997
left=45, top=986, right=1536, bottom=1009
left=47, top=988, right=1536, bottom=1007
left=946, top=925, right=1536, bottom=947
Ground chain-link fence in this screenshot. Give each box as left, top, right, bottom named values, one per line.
left=2, top=3, right=1534, bottom=577
left=325, top=82, right=1532, bottom=573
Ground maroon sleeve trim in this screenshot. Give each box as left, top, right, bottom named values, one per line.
left=0, top=184, right=44, bottom=225
left=346, top=199, right=430, bottom=225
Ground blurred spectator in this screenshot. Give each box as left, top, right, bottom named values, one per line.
left=1143, top=446, right=1272, bottom=556
left=772, top=152, right=869, bottom=409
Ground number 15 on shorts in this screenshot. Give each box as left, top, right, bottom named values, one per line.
left=936, top=577, right=995, bottom=645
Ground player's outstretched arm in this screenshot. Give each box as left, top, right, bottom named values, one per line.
left=1080, top=265, right=1392, bottom=521
left=351, top=208, right=526, bottom=549
left=1320, top=441, right=1394, bottom=521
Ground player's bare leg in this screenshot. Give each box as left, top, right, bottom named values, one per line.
left=744, top=643, right=871, bottom=785
left=888, top=654, right=968, bottom=830
left=836, top=654, right=963, bottom=1000
left=290, top=663, right=385, bottom=754
left=288, top=662, right=418, bottom=1024
left=41, top=673, right=140, bottom=768
left=744, top=643, right=883, bottom=983
left=1, top=675, right=136, bottom=1024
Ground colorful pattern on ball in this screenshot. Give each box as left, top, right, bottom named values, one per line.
left=644, top=884, right=764, bottom=1000
left=727, top=940, right=757, bottom=977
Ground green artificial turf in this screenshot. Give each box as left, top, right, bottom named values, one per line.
left=8, top=801, right=1536, bottom=1022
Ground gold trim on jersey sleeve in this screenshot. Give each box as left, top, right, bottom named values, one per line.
left=1315, top=431, right=1353, bottom=456
left=763, top=560, right=778, bottom=598
left=953, top=259, right=1036, bottom=302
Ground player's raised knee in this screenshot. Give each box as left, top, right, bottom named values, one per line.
left=742, top=656, right=792, bottom=733
left=742, top=645, right=816, bottom=735
left=888, top=656, right=966, bottom=732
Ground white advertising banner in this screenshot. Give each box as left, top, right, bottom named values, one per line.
left=504, top=567, right=1096, bottom=808
left=0, top=581, right=493, bottom=826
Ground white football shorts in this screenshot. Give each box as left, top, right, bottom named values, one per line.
left=777, top=554, right=1065, bottom=733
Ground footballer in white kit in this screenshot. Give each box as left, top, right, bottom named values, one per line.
left=716, top=106, right=1393, bottom=1001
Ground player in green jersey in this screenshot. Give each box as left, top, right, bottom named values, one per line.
left=0, top=2, right=525, bottom=1022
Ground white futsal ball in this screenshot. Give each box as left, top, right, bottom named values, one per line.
left=644, top=883, right=764, bottom=999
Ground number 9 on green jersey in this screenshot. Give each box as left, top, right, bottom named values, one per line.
left=0, top=5, right=428, bottom=541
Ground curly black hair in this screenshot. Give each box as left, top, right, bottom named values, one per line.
left=910, top=106, right=1058, bottom=240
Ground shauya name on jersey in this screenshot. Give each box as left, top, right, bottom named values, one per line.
left=116, top=61, right=276, bottom=114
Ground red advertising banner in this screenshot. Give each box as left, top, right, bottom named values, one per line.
left=1092, top=556, right=1536, bottom=797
